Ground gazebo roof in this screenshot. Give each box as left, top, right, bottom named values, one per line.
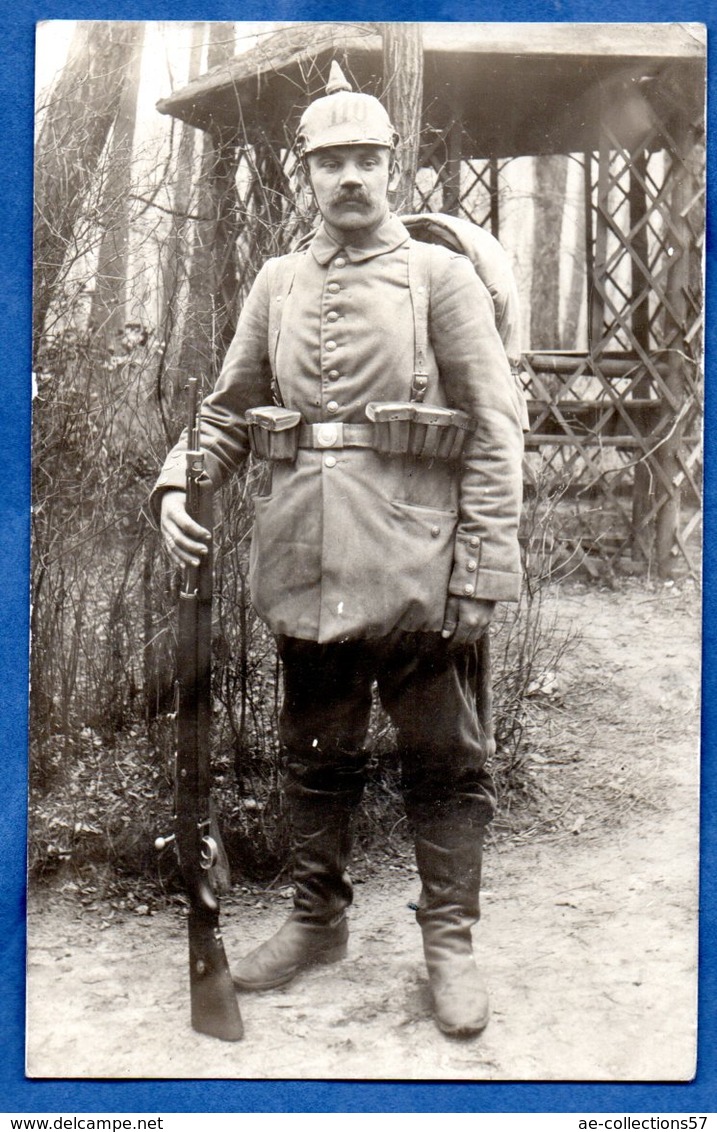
left=156, top=22, right=705, bottom=157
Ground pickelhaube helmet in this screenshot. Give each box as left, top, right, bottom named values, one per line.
left=295, top=61, right=399, bottom=157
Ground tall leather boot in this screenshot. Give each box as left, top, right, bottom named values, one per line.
left=411, top=797, right=491, bottom=1037
left=232, top=782, right=356, bottom=992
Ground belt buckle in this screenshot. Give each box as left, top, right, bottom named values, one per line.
left=313, top=422, right=343, bottom=449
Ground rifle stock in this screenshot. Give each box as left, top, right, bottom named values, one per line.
left=168, top=378, right=243, bottom=1042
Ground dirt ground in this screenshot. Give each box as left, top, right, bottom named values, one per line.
left=25, top=579, right=701, bottom=1081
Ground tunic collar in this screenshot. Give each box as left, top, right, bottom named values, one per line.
left=310, top=212, right=410, bottom=265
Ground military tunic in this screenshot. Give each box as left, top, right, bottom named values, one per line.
left=153, top=214, right=524, bottom=643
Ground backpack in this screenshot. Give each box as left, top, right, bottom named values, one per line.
left=400, top=212, right=522, bottom=368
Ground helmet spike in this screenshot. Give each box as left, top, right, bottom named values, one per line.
left=326, top=61, right=353, bottom=96
left=295, top=65, right=398, bottom=157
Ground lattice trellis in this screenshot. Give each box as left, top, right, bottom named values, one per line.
left=572, top=104, right=702, bottom=576
left=516, top=118, right=702, bottom=575
left=416, top=122, right=505, bottom=235
left=518, top=350, right=702, bottom=573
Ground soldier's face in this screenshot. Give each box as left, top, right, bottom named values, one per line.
left=305, top=145, right=396, bottom=236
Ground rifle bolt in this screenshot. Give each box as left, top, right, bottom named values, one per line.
left=154, top=834, right=175, bottom=850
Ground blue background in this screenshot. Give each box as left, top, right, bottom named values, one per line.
left=3, top=0, right=714, bottom=1114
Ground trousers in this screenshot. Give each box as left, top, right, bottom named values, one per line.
left=233, top=631, right=494, bottom=1023
left=276, top=632, right=496, bottom=823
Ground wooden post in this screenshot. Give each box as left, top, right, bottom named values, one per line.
left=655, top=125, right=697, bottom=577
left=629, top=150, right=653, bottom=563
left=583, top=149, right=595, bottom=346
left=591, top=127, right=610, bottom=353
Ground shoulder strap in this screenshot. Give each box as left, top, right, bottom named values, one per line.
left=406, top=240, right=432, bottom=403
left=265, top=255, right=300, bottom=405
left=402, top=212, right=523, bottom=366
left=404, top=215, right=530, bottom=431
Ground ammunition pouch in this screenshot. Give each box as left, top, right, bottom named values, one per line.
left=245, top=402, right=475, bottom=463
left=365, top=401, right=475, bottom=461
left=245, top=406, right=302, bottom=461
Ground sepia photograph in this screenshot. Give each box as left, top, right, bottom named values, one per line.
left=26, top=19, right=705, bottom=1082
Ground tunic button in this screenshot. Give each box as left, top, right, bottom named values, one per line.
left=327, top=369, right=340, bottom=381
left=327, top=400, right=339, bottom=414
left=334, top=257, right=346, bottom=268
left=328, top=282, right=340, bottom=293
left=325, top=340, right=337, bottom=351
left=327, top=311, right=339, bottom=322
left=464, top=584, right=474, bottom=596
left=324, top=455, right=337, bottom=468
left=469, top=536, right=480, bottom=548
left=467, top=559, right=477, bottom=572
left=431, top=525, right=441, bottom=538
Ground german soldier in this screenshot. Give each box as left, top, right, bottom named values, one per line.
left=152, top=64, right=524, bottom=1038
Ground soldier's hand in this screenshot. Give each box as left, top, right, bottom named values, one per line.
left=160, top=489, right=211, bottom=568
left=441, top=596, right=495, bottom=647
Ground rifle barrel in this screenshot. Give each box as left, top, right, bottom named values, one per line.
left=187, top=377, right=199, bottom=444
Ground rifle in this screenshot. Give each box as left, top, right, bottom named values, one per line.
left=156, top=378, right=244, bottom=1042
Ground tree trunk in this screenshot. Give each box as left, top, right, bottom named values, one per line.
left=89, top=24, right=145, bottom=346
left=530, top=154, right=569, bottom=349
left=562, top=165, right=586, bottom=349
left=176, top=23, right=237, bottom=395
left=157, top=21, right=205, bottom=428
left=380, top=23, right=423, bottom=214
left=33, top=22, right=139, bottom=358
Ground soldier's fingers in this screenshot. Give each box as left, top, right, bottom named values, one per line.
left=162, top=519, right=208, bottom=565
left=160, top=535, right=185, bottom=567
left=171, top=511, right=212, bottom=541
left=170, top=528, right=209, bottom=561
left=161, top=493, right=211, bottom=542
left=162, top=535, right=195, bottom=568
left=441, top=596, right=460, bottom=639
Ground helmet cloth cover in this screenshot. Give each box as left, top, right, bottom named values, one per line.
left=296, top=61, right=399, bottom=157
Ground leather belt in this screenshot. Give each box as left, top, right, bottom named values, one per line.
left=298, top=422, right=375, bottom=450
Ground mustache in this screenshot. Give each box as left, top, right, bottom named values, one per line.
left=331, top=191, right=369, bottom=205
